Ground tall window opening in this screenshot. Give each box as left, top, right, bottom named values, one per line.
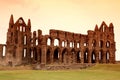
left=70, top=42, right=72, bottom=48
left=62, top=41, right=65, bottom=47
left=23, top=27, right=25, bottom=32
left=54, top=39, right=59, bottom=46
left=24, top=35, right=27, bottom=45
left=77, top=43, right=80, bottom=48
left=106, top=41, right=110, bottom=48
left=20, top=26, right=22, bottom=32
left=3, top=46, right=6, bottom=56
left=23, top=49, right=27, bottom=58
left=47, top=38, right=51, bottom=46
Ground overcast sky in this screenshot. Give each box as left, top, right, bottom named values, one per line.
left=0, top=0, right=120, bottom=60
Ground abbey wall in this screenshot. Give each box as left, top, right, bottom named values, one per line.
left=0, top=15, right=116, bottom=66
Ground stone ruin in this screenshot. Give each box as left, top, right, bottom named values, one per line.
left=0, top=15, right=116, bottom=67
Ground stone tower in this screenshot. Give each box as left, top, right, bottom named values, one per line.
left=5, top=15, right=31, bottom=65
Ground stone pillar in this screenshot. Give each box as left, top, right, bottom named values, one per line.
left=51, top=49, right=54, bottom=64
left=27, top=49, right=30, bottom=63
left=88, top=50, right=91, bottom=63
left=102, top=51, right=106, bottom=63
left=37, top=48, right=40, bottom=62
left=59, top=40, right=62, bottom=47
left=41, top=45, right=46, bottom=64
left=81, top=50, right=84, bottom=64
left=51, top=38, right=54, bottom=46
left=109, top=50, right=115, bottom=63
left=95, top=50, right=99, bottom=63
left=67, top=41, right=70, bottom=48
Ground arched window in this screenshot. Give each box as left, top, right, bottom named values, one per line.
left=106, top=52, right=110, bottom=60
left=106, top=41, right=110, bottom=48
left=3, top=46, right=6, bottom=56
left=77, top=43, right=80, bottom=48
left=20, top=26, right=22, bottom=32
left=54, top=39, right=59, bottom=46
left=23, top=49, right=27, bottom=58
left=84, top=42, right=87, bottom=46
left=70, top=42, right=72, bottom=48
left=24, top=35, right=27, bottom=45
left=62, top=41, right=65, bottom=47
left=47, top=38, right=51, bottom=46
left=23, top=27, right=25, bottom=32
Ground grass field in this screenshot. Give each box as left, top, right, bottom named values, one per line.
left=0, top=64, right=120, bottom=80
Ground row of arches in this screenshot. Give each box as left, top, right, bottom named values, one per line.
left=47, top=38, right=111, bottom=48
left=46, top=48, right=111, bottom=64
left=22, top=47, right=111, bottom=64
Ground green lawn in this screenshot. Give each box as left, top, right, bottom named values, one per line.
left=0, top=64, right=120, bottom=80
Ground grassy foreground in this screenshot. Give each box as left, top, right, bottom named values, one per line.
left=0, top=64, right=120, bottom=80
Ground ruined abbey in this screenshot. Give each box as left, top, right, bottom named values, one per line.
left=0, top=15, right=116, bottom=66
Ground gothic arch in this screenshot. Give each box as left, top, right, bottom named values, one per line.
left=54, top=38, right=60, bottom=46
left=106, top=41, right=110, bottom=48
left=76, top=50, right=81, bottom=63
left=53, top=47, right=60, bottom=63
left=47, top=37, right=52, bottom=46
left=84, top=49, right=89, bottom=63
left=91, top=50, right=96, bottom=63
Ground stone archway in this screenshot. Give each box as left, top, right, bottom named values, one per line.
left=76, top=51, right=81, bottom=63
left=53, top=48, right=60, bottom=63
left=84, top=49, right=88, bottom=63
left=91, top=50, right=96, bottom=63
left=62, top=48, right=68, bottom=64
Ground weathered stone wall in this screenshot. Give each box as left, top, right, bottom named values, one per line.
left=0, top=15, right=116, bottom=66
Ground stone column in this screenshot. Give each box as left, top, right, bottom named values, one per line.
left=51, top=38, right=54, bottom=46
left=37, top=48, right=40, bottom=62
left=51, top=50, right=54, bottom=64
left=41, top=45, right=47, bottom=65
left=81, top=50, right=84, bottom=64
left=102, top=51, right=106, bottom=63
left=59, top=40, right=62, bottom=47
left=88, top=50, right=91, bottom=63
left=95, top=50, right=99, bottom=63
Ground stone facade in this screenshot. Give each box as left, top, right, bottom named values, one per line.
left=0, top=15, right=116, bottom=66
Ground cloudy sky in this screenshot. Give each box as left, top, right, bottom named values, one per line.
left=0, top=0, right=120, bottom=60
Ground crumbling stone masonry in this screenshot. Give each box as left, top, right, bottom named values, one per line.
left=0, top=15, right=116, bottom=66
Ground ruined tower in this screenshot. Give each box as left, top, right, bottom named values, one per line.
left=5, top=15, right=31, bottom=65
